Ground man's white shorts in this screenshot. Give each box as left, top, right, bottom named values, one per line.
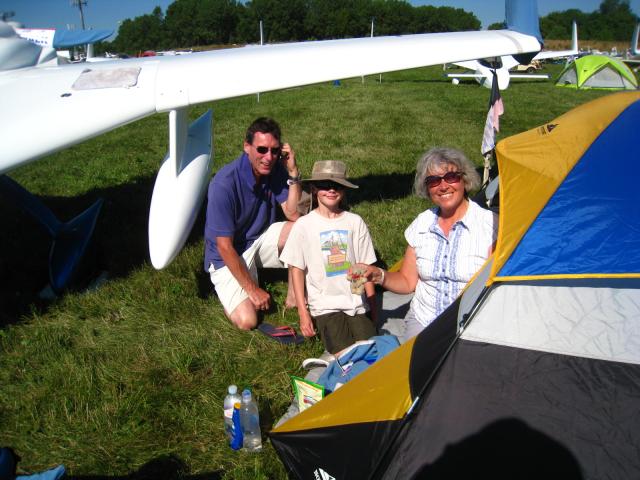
left=208, top=222, right=286, bottom=314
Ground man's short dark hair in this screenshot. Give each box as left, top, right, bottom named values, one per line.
left=245, top=117, right=281, bottom=145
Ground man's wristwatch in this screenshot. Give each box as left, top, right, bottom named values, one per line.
left=287, top=174, right=301, bottom=186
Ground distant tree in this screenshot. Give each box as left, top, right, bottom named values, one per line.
left=165, top=0, right=241, bottom=46
left=370, top=0, right=415, bottom=35
left=411, top=5, right=479, bottom=33
left=487, top=22, right=505, bottom=30
left=539, top=0, right=638, bottom=40
left=305, top=0, right=372, bottom=39
left=237, top=0, right=307, bottom=43
left=111, top=6, right=165, bottom=54
left=539, top=9, right=586, bottom=39
left=190, top=0, right=240, bottom=45
left=109, top=0, right=486, bottom=48
left=164, top=0, right=198, bottom=47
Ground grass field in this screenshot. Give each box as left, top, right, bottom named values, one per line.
left=0, top=63, right=625, bottom=479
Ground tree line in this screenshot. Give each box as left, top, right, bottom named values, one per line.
left=539, top=0, right=638, bottom=41
left=103, top=0, right=638, bottom=55
left=106, top=0, right=480, bottom=54
left=489, top=0, right=638, bottom=41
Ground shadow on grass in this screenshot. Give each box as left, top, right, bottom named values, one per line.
left=0, top=171, right=413, bottom=326
left=0, top=174, right=207, bottom=327
left=349, top=172, right=414, bottom=205
left=68, top=454, right=222, bottom=480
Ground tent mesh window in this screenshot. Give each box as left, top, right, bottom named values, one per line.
left=583, top=66, right=626, bottom=88
left=558, top=67, right=577, bottom=85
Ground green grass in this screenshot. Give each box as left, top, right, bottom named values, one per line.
left=0, top=63, right=622, bottom=478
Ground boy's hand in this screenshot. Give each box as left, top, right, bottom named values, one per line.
left=299, top=310, right=316, bottom=337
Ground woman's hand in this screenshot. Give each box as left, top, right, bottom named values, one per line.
left=350, top=263, right=384, bottom=285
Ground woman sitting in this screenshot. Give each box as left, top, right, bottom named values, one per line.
left=357, top=147, right=497, bottom=342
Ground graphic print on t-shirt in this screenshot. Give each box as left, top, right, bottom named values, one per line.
left=320, top=229, right=350, bottom=277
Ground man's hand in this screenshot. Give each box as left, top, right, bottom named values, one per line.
left=280, top=143, right=298, bottom=177
left=246, top=284, right=271, bottom=312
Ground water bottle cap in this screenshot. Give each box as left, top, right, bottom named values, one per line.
left=242, top=389, right=252, bottom=401
left=228, top=385, right=238, bottom=394
left=233, top=402, right=241, bottom=409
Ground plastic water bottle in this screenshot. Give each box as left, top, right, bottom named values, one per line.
left=223, top=385, right=242, bottom=441
left=240, top=389, right=262, bottom=451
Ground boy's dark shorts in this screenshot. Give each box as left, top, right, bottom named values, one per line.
left=313, top=311, right=376, bottom=354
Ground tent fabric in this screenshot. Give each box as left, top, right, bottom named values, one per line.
left=380, top=340, right=640, bottom=479
left=556, top=55, right=638, bottom=90
left=462, top=279, right=640, bottom=363
left=491, top=91, right=640, bottom=281
left=270, top=297, right=462, bottom=480
left=270, top=92, right=640, bottom=480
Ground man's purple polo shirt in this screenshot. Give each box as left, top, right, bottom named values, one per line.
left=204, top=153, right=289, bottom=271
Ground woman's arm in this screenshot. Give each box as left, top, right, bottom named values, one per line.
left=353, top=246, right=419, bottom=295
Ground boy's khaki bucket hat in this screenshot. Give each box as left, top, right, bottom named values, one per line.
left=304, top=160, right=358, bottom=189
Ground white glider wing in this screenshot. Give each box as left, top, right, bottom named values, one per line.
left=0, top=28, right=541, bottom=173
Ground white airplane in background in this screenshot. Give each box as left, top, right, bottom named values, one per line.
left=447, top=20, right=579, bottom=89
left=623, top=23, right=639, bottom=70
left=0, top=0, right=543, bottom=293
left=14, top=25, right=114, bottom=63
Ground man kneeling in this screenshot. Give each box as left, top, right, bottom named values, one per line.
left=204, top=117, right=302, bottom=329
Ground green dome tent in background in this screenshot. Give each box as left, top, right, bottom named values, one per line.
left=556, top=54, right=638, bottom=90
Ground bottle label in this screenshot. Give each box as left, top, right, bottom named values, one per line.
left=224, top=407, right=233, bottom=419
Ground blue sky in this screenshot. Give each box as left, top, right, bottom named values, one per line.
left=3, top=0, right=639, bottom=38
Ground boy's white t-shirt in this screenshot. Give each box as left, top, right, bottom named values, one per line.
left=280, top=210, right=377, bottom=317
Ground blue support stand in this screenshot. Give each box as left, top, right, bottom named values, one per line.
left=0, top=175, right=103, bottom=294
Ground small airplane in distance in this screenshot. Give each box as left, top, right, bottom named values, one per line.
left=623, top=23, right=639, bottom=70
left=0, top=0, right=543, bottom=293
left=446, top=21, right=579, bottom=89
left=14, top=25, right=114, bottom=63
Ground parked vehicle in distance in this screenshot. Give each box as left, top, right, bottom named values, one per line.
left=511, top=60, right=542, bottom=73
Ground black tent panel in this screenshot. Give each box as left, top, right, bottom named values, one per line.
left=380, top=340, right=640, bottom=480
left=271, top=419, right=401, bottom=480
left=408, top=295, right=460, bottom=398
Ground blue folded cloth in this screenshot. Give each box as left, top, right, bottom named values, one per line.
left=16, top=465, right=65, bottom=480
left=317, top=335, right=400, bottom=392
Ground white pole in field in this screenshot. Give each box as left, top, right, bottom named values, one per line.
left=257, top=20, right=264, bottom=102
left=363, top=17, right=375, bottom=84
left=372, top=18, right=382, bottom=83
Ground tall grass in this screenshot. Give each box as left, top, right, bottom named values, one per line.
left=0, top=64, right=617, bottom=478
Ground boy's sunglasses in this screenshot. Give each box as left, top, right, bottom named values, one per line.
left=255, top=146, right=281, bottom=155
left=425, top=171, right=463, bottom=189
left=313, top=181, right=345, bottom=191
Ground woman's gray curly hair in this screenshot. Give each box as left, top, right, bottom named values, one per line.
left=413, top=147, right=481, bottom=199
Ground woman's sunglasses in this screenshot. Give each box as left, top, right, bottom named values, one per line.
left=255, top=146, right=281, bottom=155
left=313, top=181, right=345, bottom=191
left=425, top=171, right=463, bottom=189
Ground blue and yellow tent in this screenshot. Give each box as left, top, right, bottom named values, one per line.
left=271, top=91, right=640, bottom=479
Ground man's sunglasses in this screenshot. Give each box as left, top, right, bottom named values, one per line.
left=313, top=181, right=345, bottom=191
left=425, top=171, right=464, bottom=189
left=255, top=146, right=281, bottom=155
